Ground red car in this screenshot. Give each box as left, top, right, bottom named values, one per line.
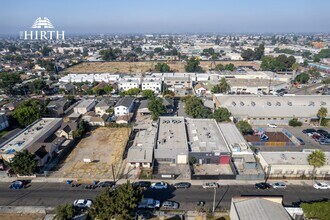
left=312, top=134, right=322, bottom=140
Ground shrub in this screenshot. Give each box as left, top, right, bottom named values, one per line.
left=288, top=118, right=302, bottom=127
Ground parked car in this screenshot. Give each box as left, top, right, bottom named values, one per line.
left=132, top=181, right=151, bottom=189
left=303, top=129, right=316, bottom=134
left=97, top=181, right=115, bottom=188
left=267, top=123, right=277, bottom=128
left=271, top=182, right=286, bottom=189
left=316, top=129, right=329, bottom=137
left=151, top=182, right=168, bottom=189
left=73, top=199, right=93, bottom=208
left=162, top=201, right=179, bottom=209
left=312, top=133, right=322, bottom=140
left=9, top=180, right=30, bottom=189
left=174, top=182, right=191, bottom=189
left=308, top=132, right=319, bottom=137
left=255, top=182, right=271, bottom=189
left=296, top=137, right=305, bottom=145
left=138, top=198, right=160, bottom=209
left=313, top=182, right=330, bottom=190
left=319, top=139, right=330, bottom=145
left=202, top=182, right=219, bottom=189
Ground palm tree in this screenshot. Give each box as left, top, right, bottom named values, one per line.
left=317, top=107, right=328, bottom=126
left=219, top=77, right=230, bottom=94
left=308, top=150, right=326, bottom=181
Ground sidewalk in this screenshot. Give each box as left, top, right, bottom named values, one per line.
left=0, top=175, right=321, bottom=186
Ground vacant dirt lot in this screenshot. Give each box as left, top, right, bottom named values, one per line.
left=54, top=127, right=130, bottom=180
left=0, top=214, right=45, bottom=220
left=66, top=61, right=260, bottom=73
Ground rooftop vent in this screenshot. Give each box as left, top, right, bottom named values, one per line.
left=251, top=101, right=256, bottom=106
left=287, top=101, right=292, bottom=106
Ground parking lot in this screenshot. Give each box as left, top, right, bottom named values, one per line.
left=251, top=125, right=330, bottom=152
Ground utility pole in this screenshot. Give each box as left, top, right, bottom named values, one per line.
left=212, top=187, right=217, bottom=213
left=111, top=164, right=115, bottom=182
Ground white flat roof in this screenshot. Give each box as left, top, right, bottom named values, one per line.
left=260, top=151, right=330, bottom=166
left=186, top=119, right=230, bottom=153
left=0, top=118, right=62, bottom=154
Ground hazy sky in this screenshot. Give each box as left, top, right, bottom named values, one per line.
left=1, top=0, right=330, bottom=34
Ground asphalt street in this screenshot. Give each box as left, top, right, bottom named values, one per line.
left=0, top=182, right=329, bottom=211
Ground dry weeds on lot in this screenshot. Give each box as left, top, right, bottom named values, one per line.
left=66, top=61, right=260, bottom=73
left=54, top=127, right=130, bottom=180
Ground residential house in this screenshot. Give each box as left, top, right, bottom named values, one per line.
left=162, top=97, right=174, bottom=113
left=194, top=83, right=207, bottom=96
left=114, top=96, right=135, bottom=116
left=55, top=121, right=78, bottom=140
left=138, top=100, right=151, bottom=116
left=95, top=99, right=115, bottom=116
left=46, top=98, right=70, bottom=117
left=73, top=99, right=96, bottom=115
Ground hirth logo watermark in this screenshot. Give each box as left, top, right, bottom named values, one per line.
left=20, top=17, right=65, bottom=40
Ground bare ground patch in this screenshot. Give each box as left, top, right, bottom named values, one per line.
left=52, top=127, right=131, bottom=180
left=66, top=61, right=260, bottom=74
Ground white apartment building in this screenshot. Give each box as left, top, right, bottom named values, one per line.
left=118, top=78, right=140, bottom=91
left=142, top=78, right=162, bottom=93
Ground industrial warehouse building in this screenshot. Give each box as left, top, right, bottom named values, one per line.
left=257, top=151, right=330, bottom=179
left=213, top=94, right=330, bottom=125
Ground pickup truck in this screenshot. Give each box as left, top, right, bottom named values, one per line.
left=137, top=198, right=160, bottom=209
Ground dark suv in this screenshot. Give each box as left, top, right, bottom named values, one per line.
left=132, top=181, right=151, bottom=189
left=97, top=181, right=115, bottom=188
left=255, top=182, right=271, bottom=190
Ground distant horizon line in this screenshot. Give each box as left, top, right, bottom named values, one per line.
left=0, top=31, right=329, bottom=37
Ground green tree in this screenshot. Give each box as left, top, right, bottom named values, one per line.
left=0, top=72, right=22, bottom=95
left=89, top=181, right=142, bottom=220
left=125, top=88, right=140, bottom=96
left=288, top=118, right=302, bottom=127
left=104, top=85, right=113, bottom=95
left=100, top=48, right=122, bottom=61
left=236, top=120, right=253, bottom=135
left=185, top=96, right=210, bottom=118
left=225, top=63, right=235, bottom=71
left=10, top=150, right=38, bottom=175
left=41, top=46, right=52, bottom=56
left=214, top=63, right=225, bottom=71
left=295, top=72, right=310, bottom=84
left=308, top=150, right=326, bottom=181
left=218, top=77, right=230, bottom=93
left=155, top=63, right=170, bottom=72
left=163, top=89, right=175, bottom=97
left=55, top=203, right=75, bottom=220
left=241, top=44, right=264, bottom=61
left=148, top=98, right=166, bottom=120
left=301, top=201, right=330, bottom=220
left=213, top=107, right=231, bottom=122
left=142, top=89, right=155, bottom=99
left=217, top=82, right=231, bottom=95
left=185, top=57, right=204, bottom=73
left=317, top=107, right=328, bottom=126
left=13, top=99, right=45, bottom=127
